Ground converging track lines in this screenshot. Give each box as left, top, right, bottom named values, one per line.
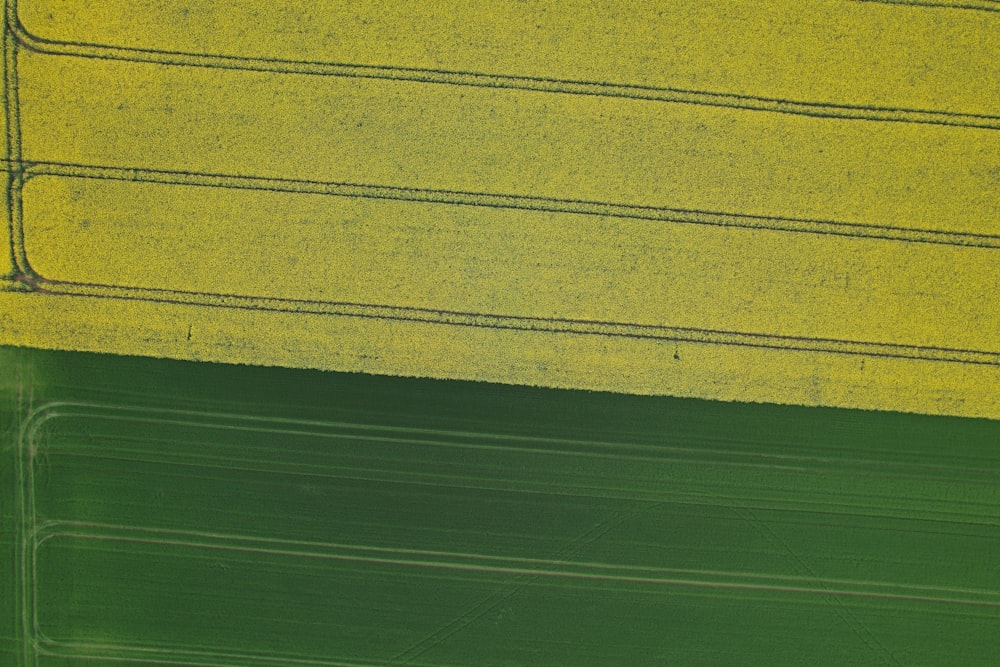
left=7, top=14, right=1000, bottom=131
left=17, top=278, right=1000, bottom=367
left=21, top=162, right=1000, bottom=250
left=34, top=523, right=1000, bottom=609
left=11, top=161, right=1000, bottom=367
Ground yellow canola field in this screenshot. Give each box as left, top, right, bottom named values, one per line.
left=3, top=0, right=999, bottom=417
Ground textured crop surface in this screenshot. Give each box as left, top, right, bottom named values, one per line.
left=3, top=2, right=1000, bottom=665
left=1, top=347, right=999, bottom=665
left=2, top=0, right=999, bottom=417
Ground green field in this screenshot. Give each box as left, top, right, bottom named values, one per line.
left=1, top=346, right=998, bottom=665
